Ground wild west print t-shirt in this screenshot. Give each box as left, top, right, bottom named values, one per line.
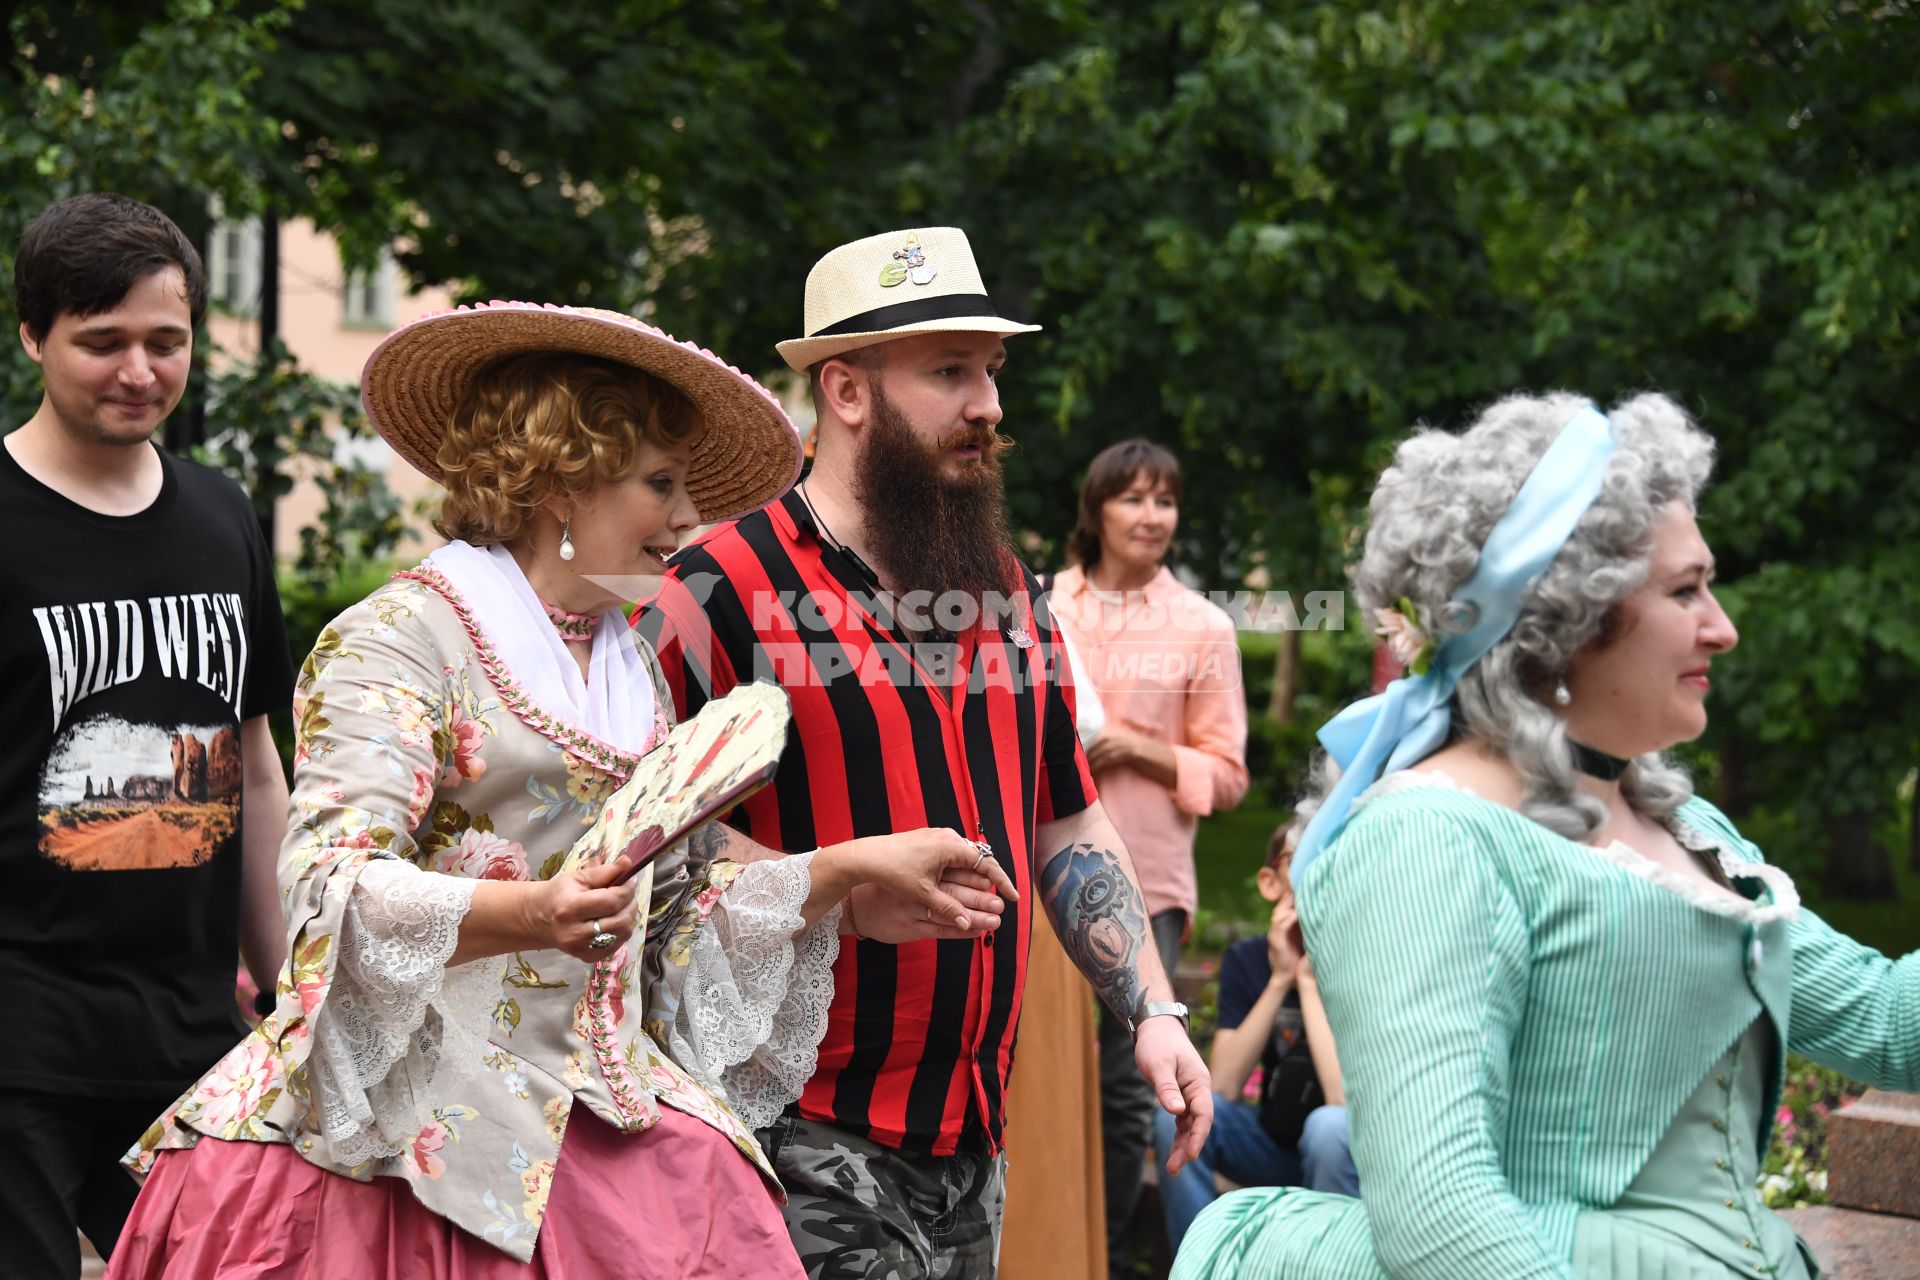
left=0, top=440, right=292, bottom=1097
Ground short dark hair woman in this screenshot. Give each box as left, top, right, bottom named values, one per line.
left=1049, top=436, right=1249, bottom=1265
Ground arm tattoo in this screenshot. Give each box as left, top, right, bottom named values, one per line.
left=687, top=820, right=731, bottom=865
left=691, top=818, right=787, bottom=865
left=1040, top=842, right=1151, bottom=1022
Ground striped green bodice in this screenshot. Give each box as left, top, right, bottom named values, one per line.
left=1173, top=774, right=1918, bottom=1279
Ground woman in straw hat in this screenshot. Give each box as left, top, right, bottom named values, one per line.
left=1173, top=392, right=1920, bottom=1279
left=106, top=302, right=1012, bottom=1278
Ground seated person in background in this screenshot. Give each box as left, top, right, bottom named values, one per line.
left=1153, top=806, right=1358, bottom=1255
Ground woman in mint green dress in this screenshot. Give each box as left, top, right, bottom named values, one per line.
left=1175, top=392, right=1918, bottom=1279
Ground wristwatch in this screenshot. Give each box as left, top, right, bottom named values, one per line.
left=1127, top=999, right=1190, bottom=1040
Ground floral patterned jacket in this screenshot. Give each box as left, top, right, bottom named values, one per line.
left=125, top=567, right=836, bottom=1261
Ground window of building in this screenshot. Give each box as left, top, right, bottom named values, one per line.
left=342, top=250, right=397, bottom=329
left=335, top=431, right=397, bottom=473
left=206, top=217, right=262, bottom=316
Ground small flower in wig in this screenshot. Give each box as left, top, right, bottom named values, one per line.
left=1374, top=598, right=1433, bottom=675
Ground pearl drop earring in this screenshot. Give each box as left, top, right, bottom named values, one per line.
left=559, top=518, right=576, bottom=562
left=1553, top=680, right=1572, bottom=707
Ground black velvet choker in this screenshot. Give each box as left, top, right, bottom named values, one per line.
left=1569, top=740, right=1631, bottom=782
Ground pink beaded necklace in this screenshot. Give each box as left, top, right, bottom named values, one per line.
left=541, top=600, right=597, bottom=644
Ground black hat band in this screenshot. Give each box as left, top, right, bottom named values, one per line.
left=811, top=293, right=999, bottom=338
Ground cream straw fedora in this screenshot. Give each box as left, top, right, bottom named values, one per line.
left=362, top=301, right=802, bottom=523
left=775, top=226, right=1041, bottom=373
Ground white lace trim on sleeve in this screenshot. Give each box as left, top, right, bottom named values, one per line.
left=308, top=857, right=494, bottom=1166
left=669, top=852, right=840, bottom=1132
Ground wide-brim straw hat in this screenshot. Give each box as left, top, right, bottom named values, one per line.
left=775, top=226, right=1040, bottom=373
left=362, top=301, right=801, bottom=523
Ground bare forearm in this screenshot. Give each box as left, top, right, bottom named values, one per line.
left=238, top=720, right=289, bottom=993
left=1298, top=961, right=1345, bottom=1105
left=1208, top=979, right=1292, bottom=1097
left=696, top=818, right=782, bottom=864
left=238, top=813, right=286, bottom=994
left=448, top=880, right=546, bottom=966
left=1133, top=737, right=1179, bottom=789
left=1088, top=732, right=1178, bottom=789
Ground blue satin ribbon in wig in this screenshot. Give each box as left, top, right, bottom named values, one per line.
left=1291, top=405, right=1619, bottom=877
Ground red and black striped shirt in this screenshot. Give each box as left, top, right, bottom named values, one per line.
left=632, top=490, right=1095, bottom=1155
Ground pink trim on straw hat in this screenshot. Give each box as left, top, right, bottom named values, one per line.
left=361, top=301, right=801, bottom=524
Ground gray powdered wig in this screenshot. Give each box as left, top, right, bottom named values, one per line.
left=1339, top=390, right=1716, bottom=841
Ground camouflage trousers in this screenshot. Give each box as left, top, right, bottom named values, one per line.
left=758, top=1113, right=1007, bottom=1279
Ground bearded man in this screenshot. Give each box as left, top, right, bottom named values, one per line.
left=634, top=227, right=1211, bottom=1278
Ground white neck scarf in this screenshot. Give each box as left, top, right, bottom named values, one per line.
left=425, top=540, right=654, bottom=755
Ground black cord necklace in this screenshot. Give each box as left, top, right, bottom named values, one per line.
left=1569, top=739, right=1632, bottom=782
left=797, top=483, right=884, bottom=592
left=799, top=484, right=956, bottom=645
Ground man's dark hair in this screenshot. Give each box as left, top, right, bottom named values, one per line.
left=13, top=193, right=208, bottom=339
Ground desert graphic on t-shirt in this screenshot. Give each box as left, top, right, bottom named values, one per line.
left=37, top=714, right=241, bottom=870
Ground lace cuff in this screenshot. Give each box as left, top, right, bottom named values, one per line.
left=308, top=858, right=491, bottom=1166
left=668, top=853, right=841, bottom=1130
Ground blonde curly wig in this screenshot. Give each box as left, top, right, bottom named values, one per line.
left=434, top=352, right=701, bottom=546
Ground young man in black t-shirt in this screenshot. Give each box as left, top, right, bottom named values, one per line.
left=0, top=194, right=293, bottom=1278
left=1151, top=809, right=1361, bottom=1255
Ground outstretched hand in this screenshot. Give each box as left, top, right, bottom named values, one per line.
left=1136, top=1015, right=1213, bottom=1174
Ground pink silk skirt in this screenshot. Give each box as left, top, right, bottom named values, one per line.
left=106, top=1103, right=804, bottom=1280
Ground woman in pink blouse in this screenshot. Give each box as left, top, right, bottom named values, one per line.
left=1050, top=438, right=1249, bottom=1274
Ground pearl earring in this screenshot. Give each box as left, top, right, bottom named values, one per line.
left=559, top=518, right=576, bottom=562
left=1553, top=680, right=1572, bottom=707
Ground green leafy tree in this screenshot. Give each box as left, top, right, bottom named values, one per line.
left=3, top=1, right=399, bottom=579
left=797, top=0, right=1917, bottom=899
left=1396, top=1, right=1920, bottom=896
left=9, top=0, right=1911, bottom=899
left=201, top=340, right=406, bottom=575
left=2, top=0, right=285, bottom=416
left=4, top=0, right=417, bottom=583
